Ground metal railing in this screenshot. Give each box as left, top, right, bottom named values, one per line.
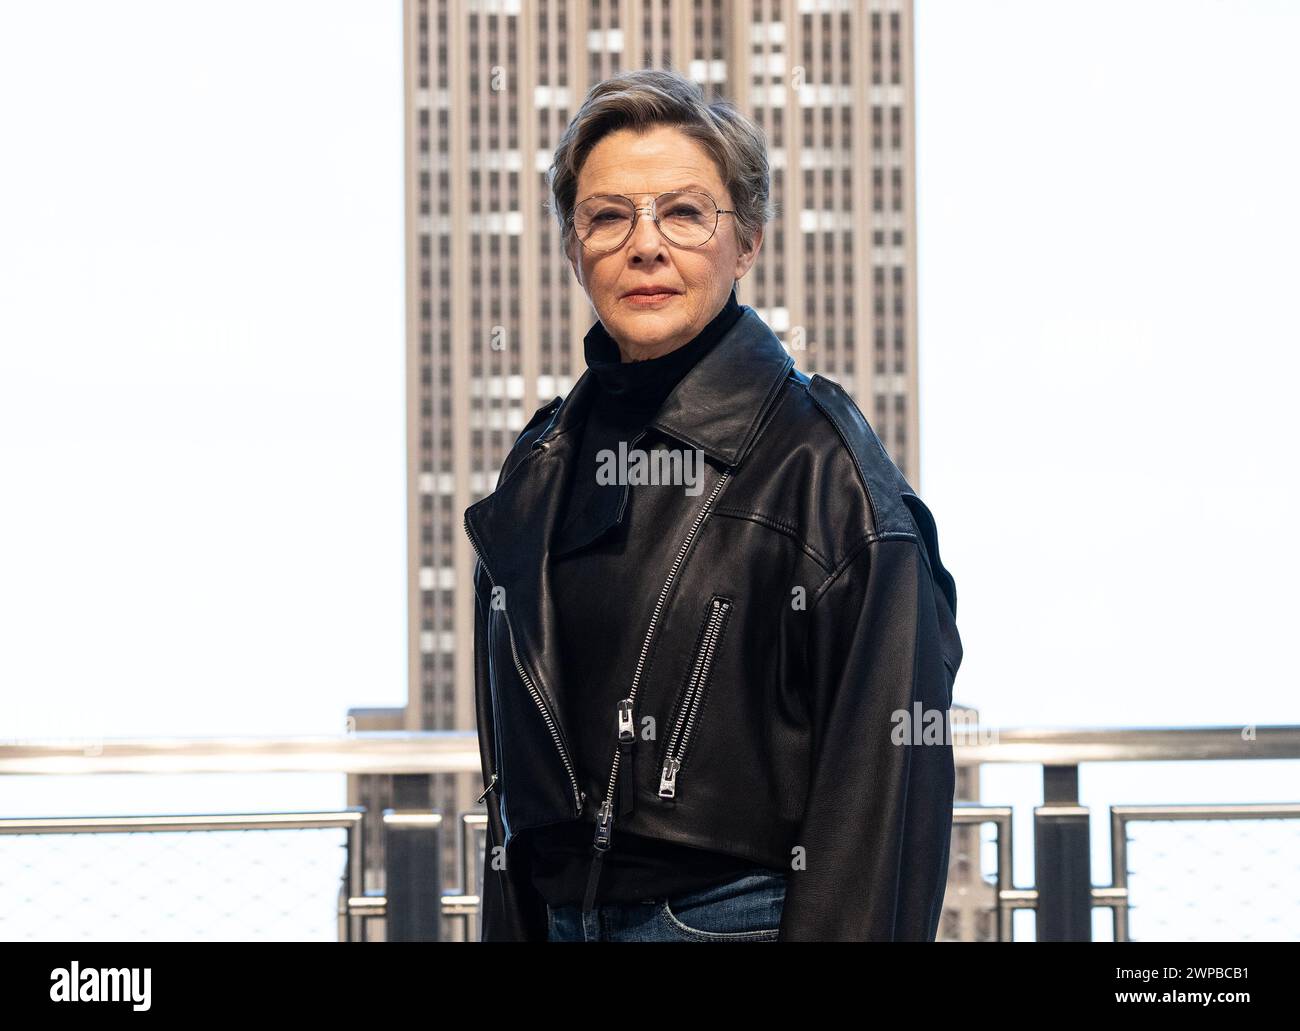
left=1, top=724, right=1296, bottom=941
left=953, top=724, right=1300, bottom=941
left=0, top=810, right=365, bottom=941
left=1107, top=802, right=1300, bottom=942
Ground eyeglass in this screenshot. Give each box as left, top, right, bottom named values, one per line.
left=570, top=190, right=737, bottom=254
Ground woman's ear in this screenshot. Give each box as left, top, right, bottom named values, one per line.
left=734, top=224, right=764, bottom=281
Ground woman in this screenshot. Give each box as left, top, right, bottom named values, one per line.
left=467, top=69, right=963, bottom=942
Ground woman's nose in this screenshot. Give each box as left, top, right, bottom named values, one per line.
left=628, top=206, right=665, bottom=253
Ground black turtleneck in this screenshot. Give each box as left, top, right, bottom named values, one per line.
left=549, top=288, right=743, bottom=555
left=584, top=286, right=742, bottom=417
left=522, top=288, right=777, bottom=909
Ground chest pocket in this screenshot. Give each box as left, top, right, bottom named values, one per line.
left=657, top=594, right=734, bottom=800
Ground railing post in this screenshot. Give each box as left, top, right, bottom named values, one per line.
left=383, top=810, right=443, bottom=942
left=1034, top=764, right=1092, bottom=941
left=349, top=809, right=368, bottom=942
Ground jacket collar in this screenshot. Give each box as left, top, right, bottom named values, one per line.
left=464, top=305, right=793, bottom=752
left=545, top=304, right=793, bottom=558
left=535, top=305, right=794, bottom=468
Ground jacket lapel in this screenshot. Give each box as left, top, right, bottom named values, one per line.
left=464, top=385, right=589, bottom=738
left=647, top=307, right=795, bottom=467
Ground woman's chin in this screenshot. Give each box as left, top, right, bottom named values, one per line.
left=612, top=311, right=681, bottom=340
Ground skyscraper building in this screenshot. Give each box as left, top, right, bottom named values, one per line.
left=350, top=0, right=934, bottom=938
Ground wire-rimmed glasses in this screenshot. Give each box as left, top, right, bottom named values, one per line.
left=571, top=190, right=737, bottom=254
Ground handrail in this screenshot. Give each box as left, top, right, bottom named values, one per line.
left=0, top=731, right=483, bottom=776
left=0, top=725, right=1295, bottom=776
left=0, top=810, right=365, bottom=834
left=951, top=724, right=1298, bottom=763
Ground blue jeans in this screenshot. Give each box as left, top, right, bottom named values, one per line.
left=546, top=868, right=787, bottom=942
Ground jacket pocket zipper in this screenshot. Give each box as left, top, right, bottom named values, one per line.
left=659, top=596, right=733, bottom=800
left=593, top=466, right=732, bottom=849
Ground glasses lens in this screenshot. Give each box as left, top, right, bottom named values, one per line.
left=655, top=191, right=718, bottom=247
left=573, top=197, right=634, bottom=252
left=572, top=192, right=720, bottom=252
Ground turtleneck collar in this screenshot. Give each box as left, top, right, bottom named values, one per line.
left=582, top=287, right=743, bottom=417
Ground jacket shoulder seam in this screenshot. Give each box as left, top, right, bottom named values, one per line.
left=803, top=373, right=918, bottom=538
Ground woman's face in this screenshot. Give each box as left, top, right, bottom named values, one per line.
left=566, top=124, right=762, bottom=361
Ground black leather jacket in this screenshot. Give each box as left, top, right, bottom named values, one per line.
left=466, top=306, right=963, bottom=942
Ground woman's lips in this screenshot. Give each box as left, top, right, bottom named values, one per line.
left=623, top=291, right=679, bottom=306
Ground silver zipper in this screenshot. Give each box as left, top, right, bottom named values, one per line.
left=659, top=596, right=732, bottom=799
left=464, top=479, right=585, bottom=818
left=593, top=466, right=732, bottom=849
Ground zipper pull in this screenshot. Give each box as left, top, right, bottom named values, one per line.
left=617, top=697, right=635, bottom=742
left=475, top=772, right=498, bottom=804
left=616, top=697, right=636, bottom=817
left=581, top=845, right=606, bottom=914
left=593, top=799, right=614, bottom=851
left=659, top=757, right=681, bottom=799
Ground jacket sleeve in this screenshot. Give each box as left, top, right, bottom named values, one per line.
left=778, top=530, right=962, bottom=941
left=472, top=556, right=550, bottom=942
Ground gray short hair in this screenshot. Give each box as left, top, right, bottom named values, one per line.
left=547, top=68, right=775, bottom=259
